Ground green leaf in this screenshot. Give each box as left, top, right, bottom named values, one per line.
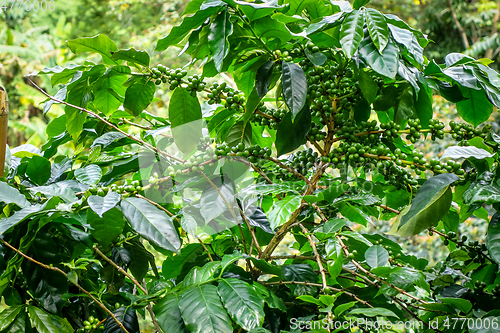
left=365, top=245, right=389, bottom=268
left=121, top=197, right=181, bottom=252
left=456, top=87, right=494, bottom=127
left=441, top=146, right=494, bottom=160
left=87, top=192, right=121, bottom=218
left=487, top=214, right=500, bottom=264
left=306, top=12, right=344, bottom=35
left=400, top=173, right=458, bottom=229
left=0, top=306, right=22, bottom=330
left=256, top=61, right=275, bottom=98
left=123, top=78, right=156, bottom=117
left=123, top=239, right=151, bottom=281
left=93, top=72, right=127, bottom=116
left=26, top=156, right=51, bottom=186
left=111, top=48, right=150, bottom=67
left=162, top=244, right=204, bottom=280
left=439, top=298, right=472, bottom=314
left=304, top=49, right=327, bottom=66
left=339, top=202, right=371, bottom=227
left=103, top=307, right=140, bottom=333
left=87, top=208, right=125, bottom=249
left=281, top=264, right=318, bottom=296
left=179, top=284, right=233, bottom=333
left=28, top=306, right=73, bottom=333
left=226, top=121, right=252, bottom=148
left=252, top=16, right=293, bottom=43
left=281, top=61, right=307, bottom=121
left=325, top=239, right=343, bottom=280
left=236, top=0, right=283, bottom=21
left=415, top=84, right=433, bottom=129
left=268, top=195, right=302, bottom=230
left=364, top=8, right=389, bottom=53
left=209, top=9, right=233, bottom=72
left=218, top=278, right=265, bottom=330
left=353, top=0, right=370, bottom=9
left=349, top=307, right=398, bottom=318
left=358, top=70, right=378, bottom=104
left=181, top=261, right=221, bottom=287
left=0, top=204, right=42, bottom=236
left=0, top=182, right=29, bottom=208
left=169, top=87, right=203, bottom=154
left=154, top=293, right=189, bottom=333
left=359, top=38, right=398, bottom=79
left=340, top=9, right=364, bottom=58
left=275, top=106, right=311, bottom=156
left=74, top=164, right=102, bottom=185
left=67, top=34, right=118, bottom=65
left=334, top=301, right=356, bottom=317
left=156, top=5, right=222, bottom=51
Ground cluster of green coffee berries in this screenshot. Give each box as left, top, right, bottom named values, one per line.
left=308, top=123, right=327, bottom=141
left=427, top=118, right=446, bottom=141
left=450, top=121, right=489, bottom=140
left=78, top=316, right=102, bottom=332
left=223, top=90, right=246, bottom=113
left=251, top=104, right=284, bottom=129
left=207, top=82, right=232, bottom=105
left=404, top=118, right=425, bottom=143
left=286, top=149, right=319, bottom=176
left=87, top=181, right=142, bottom=197
left=380, top=121, right=401, bottom=139
left=215, top=143, right=271, bottom=163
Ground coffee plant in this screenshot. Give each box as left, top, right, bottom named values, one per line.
left=2, top=0, right=500, bottom=332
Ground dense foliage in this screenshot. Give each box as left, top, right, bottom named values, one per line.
left=2, top=0, right=500, bottom=332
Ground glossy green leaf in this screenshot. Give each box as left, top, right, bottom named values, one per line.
left=28, top=306, right=72, bottom=333
left=169, top=87, right=203, bottom=154
left=252, top=16, right=293, bottom=43
left=325, top=239, right=343, bottom=280
left=365, top=9, right=389, bottom=53
left=281, top=264, right=318, bottom=296
left=87, top=208, right=125, bottom=249
left=226, top=121, right=252, bottom=147
left=353, top=0, right=370, bottom=9
left=123, top=239, right=152, bottom=281
left=154, top=293, right=189, bottom=333
left=340, top=9, right=364, bottom=58
left=236, top=0, right=283, bottom=21
left=268, top=194, right=302, bottom=230
left=218, top=278, right=265, bottom=330
left=121, top=197, right=181, bottom=252
left=456, top=87, right=494, bottom=127
left=200, top=177, right=236, bottom=223
left=156, top=4, right=222, bottom=51
left=209, top=9, right=233, bottom=72
left=365, top=245, right=389, bottom=268
left=74, top=164, right=102, bottom=185
left=26, top=156, right=51, bottom=186
left=487, top=214, right=500, bottom=264
left=256, top=61, right=275, bottom=98
left=0, top=182, right=29, bottom=208
left=93, top=72, right=127, bottom=116
left=103, top=307, right=140, bottom=333
left=87, top=192, right=121, bottom=218
left=281, top=61, right=307, bottom=121
left=359, top=38, right=398, bottom=79
left=415, top=84, right=433, bottom=129
left=67, top=34, right=118, bottom=65
left=275, top=107, right=311, bottom=156
left=400, top=173, right=458, bottom=229
left=358, top=70, right=378, bottom=104
left=123, top=78, right=156, bottom=117
left=111, top=48, right=150, bottom=67
left=440, top=298, right=472, bottom=314
left=162, top=244, right=204, bottom=280
left=441, top=146, right=494, bottom=160
left=0, top=306, right=22, bottom=330
left=179, top=284, right=233, bottom=333
left=181, top=261, right=221, bottom=287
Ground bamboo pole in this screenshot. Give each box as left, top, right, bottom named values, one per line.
left=0, top=87, right=8, bottom=177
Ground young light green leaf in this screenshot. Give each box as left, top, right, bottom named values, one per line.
left=349, top=307, right=398, bottom=318
left=28, top=306, right=73, bottom=333
left=268, top=194, right=302, bottom=230
left=67, top=34, right=118, bottom=65
left=121, top=197, right=181, bottom=252
left=281, top=61, right=307, bottom=121
left=218, top=278, right=265, bottom=330
left=340, top=9, right=364, bottom=58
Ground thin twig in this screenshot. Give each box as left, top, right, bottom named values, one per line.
left=298, top=223, right=328, bottom=290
